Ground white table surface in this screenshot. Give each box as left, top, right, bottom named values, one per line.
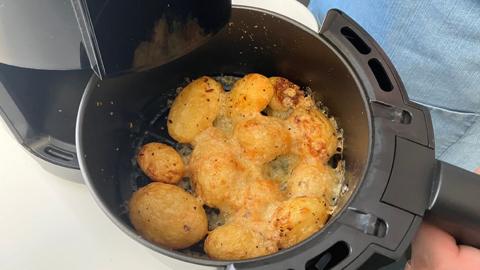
left=0, top=118, right=216, bottom=270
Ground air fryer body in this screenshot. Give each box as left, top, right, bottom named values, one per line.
left=0, top=0, right=230, bottom=174
left=77, top=7, right=436, bottom=270
left=0, top=0, right=441, bottom=269
left=0, top=0, right=92, bottom=176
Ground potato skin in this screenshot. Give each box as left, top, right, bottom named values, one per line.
left=189, top=128, right=245, bottom=212
left=242, top=179, right=284, bottom=211
left=128, top=182, right=208, bottom=249
left=131, top=74, right=341, bottom=260
left=286, top=163, right=336, bottom=201
left=229, top=73, right=274, bottom=119
left=268, top=77, right=304, bottom=112
left=286, top=100, right=337, bottom=162
left=137, top=142, right=185, bottom=184
left=274, top=197, right=329, bottom=249
left=204, top=223, right=278, bottom=260
left=234, top=115, right=291, bottom=164
left=167, top=76, right=223, bottom=143
left=231, top=179, right=284, bottom=222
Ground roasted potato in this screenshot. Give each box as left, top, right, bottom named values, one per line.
left=204, top=223, right=278, bottom=260
left=129, top=182, right=208, bottom=249
left=274, top=197, right=330, bottom=249
left=235, top=179, right=284, bottom=221
left=137, top=142, right=185, bottom=184
left=167, top=76, right=223, bottom=143
left=229, top=73, right=274, bottom=120
left=129, top=73, right=343, bottom=260
left=268, top=77, right=304, bottom=112
left=234, top=115, right=291, bottom=164
left=286, top=163, right=337, bottom=201
left=189, top=128, right=245, bottom=212
left=286, top=99, right=337, bottom=162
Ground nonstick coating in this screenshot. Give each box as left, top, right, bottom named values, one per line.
left=76, top=6, right=370, bottom=266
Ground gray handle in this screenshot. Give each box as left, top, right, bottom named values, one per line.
left=426, top=161, right=480, bottom=247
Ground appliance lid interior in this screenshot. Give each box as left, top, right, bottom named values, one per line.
left=71, top=0, right=231, bottom=78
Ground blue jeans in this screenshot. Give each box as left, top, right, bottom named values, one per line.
left=309, top=0, right=480, bottom=172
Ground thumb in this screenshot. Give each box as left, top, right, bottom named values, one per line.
left=404, top=260, right=412, bottom=270
left=409, top=222, right=458, bottom=270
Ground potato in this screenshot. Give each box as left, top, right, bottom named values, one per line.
left=189, top=128, right=245, bottom=212
left=242, top=179, right=283, bottom=208
left=234, top=115, right=291, bottom=164
left=143, top=73, right=342, bottom=259
left=234, top=179, right=284, bottom=221
left=204, top=223, right=278, bottom=260
left=128, top=182, right=208, bottom=249
left=269, top=77, right=304, bottom=112
left=229, top=73, right=274, bottom=120
left=274, top=197, right=330, bottom=249
left=286, top=163, right=337, bottom=201
left=286, top=100, right=337, bottom=162
left=167, top=76, right=223, bottom=143
left=137, top=142, right=185, bottom=184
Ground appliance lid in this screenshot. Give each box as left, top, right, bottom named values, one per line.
left=0, top=0, right=84, bottom=71
left=71, top=0, right=231, bottom=79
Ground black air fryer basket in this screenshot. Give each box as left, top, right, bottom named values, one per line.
left=72, top=6, right=480, bottom=270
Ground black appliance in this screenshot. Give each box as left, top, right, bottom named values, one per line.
left=0, top=1, right=479, bottom=270
left=0, top=0, right=229, bottom=181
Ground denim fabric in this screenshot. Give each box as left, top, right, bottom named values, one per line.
left=309, top=0, right=480, bottom=171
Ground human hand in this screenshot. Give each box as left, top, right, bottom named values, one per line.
left=405, top=222, right=480, bottom=270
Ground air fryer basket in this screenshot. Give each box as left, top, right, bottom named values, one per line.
left=77, top=7, right=480, bottom=270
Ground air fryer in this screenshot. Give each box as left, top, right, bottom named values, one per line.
left=75, top=6, right=480, bottom=270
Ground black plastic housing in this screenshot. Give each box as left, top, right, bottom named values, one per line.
left=76, top=7, right=435, bottom=270
left=0, top=63, right=91, bottom=169
left=1, top=2, right=477, bottom=269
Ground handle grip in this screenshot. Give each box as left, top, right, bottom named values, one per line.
left=426, top=161, right=480, bottom=247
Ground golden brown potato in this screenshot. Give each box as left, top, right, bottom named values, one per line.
left=189, top=128, right=245, bottom=212
left=286, top=99, right=337, bottom=162
left=129, top=182, right=208, bottom=249
left=131, top=73, right=343, bottom=260
left=244, top=179, right=284, bottom=207
left=268, top=77, right=304, bottom=112
left=235, top=179, right=284, bottom=221
left=137, top=142, right=185, bottom=184
left=229, top=73, right=274, bottom=120
left=286, top=163, right=337, bottom=201
left=167, top=76, right=223, bottom=143
left=234, top=115, right=291, bottom=164
left=274, top=197, right=330, bottom=249
left=204, top=223, right=278, bottom=260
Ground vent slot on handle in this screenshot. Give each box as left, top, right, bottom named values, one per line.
left=305, top=241, right=350, bottom=270
left=340, top=27, right=371, bottom=55
left=368, top=58, right=393, bottom=92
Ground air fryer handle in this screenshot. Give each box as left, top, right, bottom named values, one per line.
left=426, top=161, right=480, bottom=248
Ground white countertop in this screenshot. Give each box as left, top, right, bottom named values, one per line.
left=0, top=118, right=216, bottom=270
